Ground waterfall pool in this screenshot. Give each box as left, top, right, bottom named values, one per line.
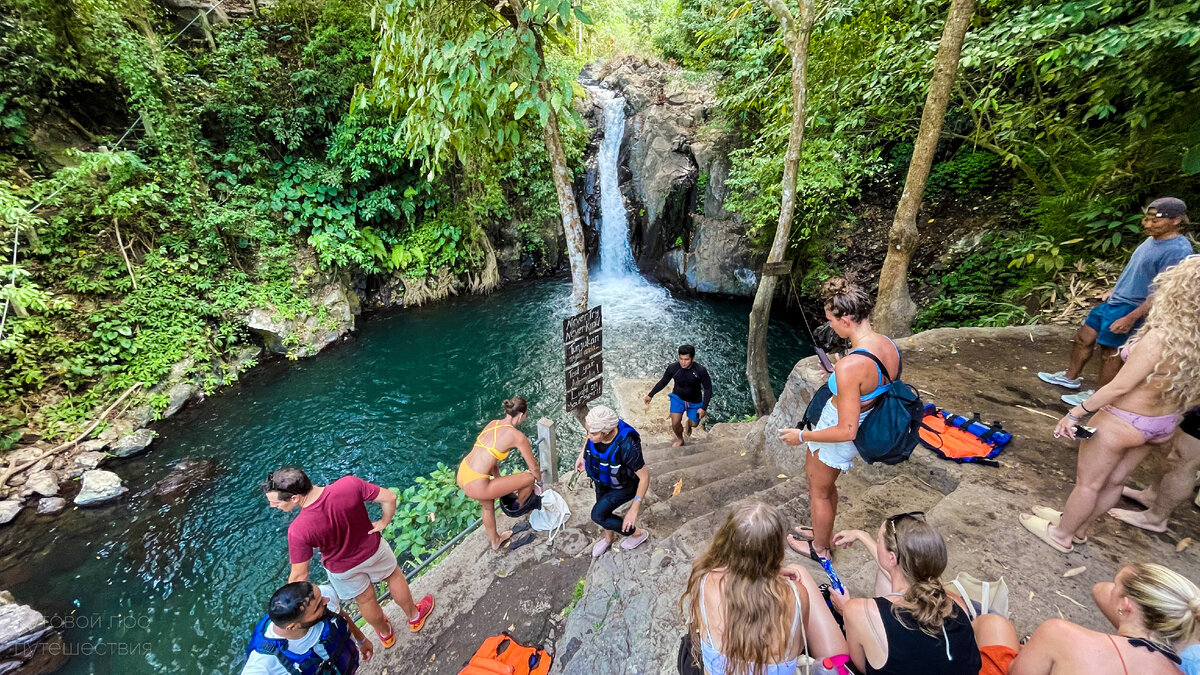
left=0, top=274, right=811, bottom=673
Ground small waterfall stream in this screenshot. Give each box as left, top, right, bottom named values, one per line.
left=592, top=88, right=637, bottom=278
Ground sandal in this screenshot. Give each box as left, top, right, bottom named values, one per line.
left=1032, top=505, right=1087, bottom=544
left=792, top=525, right=815, bottom=540
left=499, top=532, right=536, bottom=552
left=376, top=620, right=396, bottom=648
left=787, top=534, right=830, bottom=562
left=620, top=529, right=650, bottom=550
left=1019, top=513, right=1073, bottom=553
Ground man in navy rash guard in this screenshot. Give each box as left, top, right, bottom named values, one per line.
left=644, top=344, right=713, bottom=447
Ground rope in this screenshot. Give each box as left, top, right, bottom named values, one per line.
left=0, top=0, right=231, bottom=340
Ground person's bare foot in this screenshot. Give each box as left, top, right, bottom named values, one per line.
left=1108, top=507, right=1169, bottom=533
left=490, top=529, right=514, bottom=551
left=1121, top=486, right=1153, bottom=509
left=672, top=438, right=685, bottom=447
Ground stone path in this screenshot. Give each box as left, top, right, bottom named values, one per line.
left=361, top=325, right=1200, bottom=674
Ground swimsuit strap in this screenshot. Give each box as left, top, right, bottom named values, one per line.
left=785, top=578, right=804, bottom=661
left=474, top=422, right=513, bottom=454
left=1107, top=635, right=1130, bottom=675
left=1127, top=637, right=1181, bottom=664
left=699, top=573, right=715, bottom=645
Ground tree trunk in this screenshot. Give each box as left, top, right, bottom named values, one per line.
left=542, top=104, right=589, bottom=315
left=873, top=0, right=976, bottom=337
left=746, top=0, right=817, bottom=416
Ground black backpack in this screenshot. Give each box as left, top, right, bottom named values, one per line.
left=799, top=349, right=923, bottom=465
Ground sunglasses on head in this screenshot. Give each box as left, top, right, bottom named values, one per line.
left=887, top=511, right=926, bottom=537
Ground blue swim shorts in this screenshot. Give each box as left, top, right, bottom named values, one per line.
left=1083, top=300, right=1142, bottom=348
left=668, top=393, right=703, bottom=423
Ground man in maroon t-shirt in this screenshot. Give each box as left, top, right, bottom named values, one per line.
left=265, top=467, right=435, bottom=647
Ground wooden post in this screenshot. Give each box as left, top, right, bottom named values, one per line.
left=536, top=417, right=558, bottom=485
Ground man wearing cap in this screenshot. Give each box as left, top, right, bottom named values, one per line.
left=575, top=406, right=651, bottom=557
left=1039, top=197, right=1193, bottom=404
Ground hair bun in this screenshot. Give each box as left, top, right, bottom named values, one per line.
left=822, top=277, right=852, bottom=297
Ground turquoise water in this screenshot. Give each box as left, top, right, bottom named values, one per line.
left=0, top=273, right=811, bottom=673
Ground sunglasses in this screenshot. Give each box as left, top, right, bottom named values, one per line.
left=887, top=511, right=926, bottom=538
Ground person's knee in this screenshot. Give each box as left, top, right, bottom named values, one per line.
left=591, top=503, right=609, bottom=524
left=1073, top=328, right=1097, bottom=347
left=1099, top=346, right=1120, bottom=361
left=972, top=614, right=1016, bottom=647
left=810, top=481, right=837, bottom=501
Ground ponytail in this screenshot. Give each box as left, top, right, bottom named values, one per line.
left=884, top=514, right=955, bottom=636
left=1121, top=563, right=1200, bottom=648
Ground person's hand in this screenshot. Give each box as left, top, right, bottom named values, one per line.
left=368, top=519, right=389, bottom=535
left=778, top=428, right=803, bottom=446
left=1100, top=289, right=1112, bottom=302
left=575, top=454, right=586, bottom=473
left=828, top=585, right=850, bottom=613
left=831, top=530, right=862, bottom=549
left=643, top=395, right=652, bottom=405
left=358, top=639, right=374, bottom=662
left=1110, top=314, right=1136, bottom=334
left=1053, top=414, right=1078, bottom=440
left=697, top=408, right=707, bottom=421
left=780, top=567, right=801, bottom=583
left=622, top=502, right=640, bottom=532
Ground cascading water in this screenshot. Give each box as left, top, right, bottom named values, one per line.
left=593, top=88, right=637, bottom=278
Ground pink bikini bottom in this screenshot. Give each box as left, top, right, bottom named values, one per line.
left=1103, top=406, right=1183, bottom=444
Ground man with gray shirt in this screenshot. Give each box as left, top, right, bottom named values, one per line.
left=1039, top=197, right=1193, bottom=405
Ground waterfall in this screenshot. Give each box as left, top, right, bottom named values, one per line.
left=594, top=89, right=636, bottom=277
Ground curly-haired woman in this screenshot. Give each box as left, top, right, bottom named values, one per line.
left=1021, top=255, right=1200, bottom=552
left=681, top=501, right=849, bottom=675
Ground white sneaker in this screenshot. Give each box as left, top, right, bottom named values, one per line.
left=1061, top=390, right=1095, bottom=406
left=1038, top=371, right=1082, bottom=390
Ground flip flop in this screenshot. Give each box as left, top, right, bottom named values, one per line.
left=499, top=532, right=536, bottom=552
left=592, top=537, right=612, bottom=558
left=787, top=534, right=830, bottom=562
left=792, top=525, right=815, bottom=541
left=512, top=521, right=532, bottom=535
left=1019, top=513, right=1073, bottom=553
left=1032, top=505, right=1087, bottom=544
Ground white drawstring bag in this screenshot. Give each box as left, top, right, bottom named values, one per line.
left=529, top=488, right=571, bottom=543
left=945, top=572, right=1009, bottom=620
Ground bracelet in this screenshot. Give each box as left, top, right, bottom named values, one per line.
left=798, top=430, right=806, bottom=443
left=633, top=496, right=643, bottom=503
left=354, top=638, right=366, bottom=646
left=1080, top=401, right=1094, bottom=414
left=1066, top=412, right=1080, bottom=422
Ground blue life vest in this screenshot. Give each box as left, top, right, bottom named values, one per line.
left=245, top=612, right=360, bottom=675
left=585, top=420, right=639, bottom=488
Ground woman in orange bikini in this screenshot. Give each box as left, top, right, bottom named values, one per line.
left=457, top=397, right=543, bottom=551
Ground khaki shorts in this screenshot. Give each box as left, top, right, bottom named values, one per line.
left=326, top=539, right=399, bottom=600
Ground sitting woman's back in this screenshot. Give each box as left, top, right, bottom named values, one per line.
left=683, top=502, right=815, bottom=675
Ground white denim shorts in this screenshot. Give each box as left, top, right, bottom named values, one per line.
left=326, top=538, right=399, bottom=600
left=807, top=398, right=869, bottom=471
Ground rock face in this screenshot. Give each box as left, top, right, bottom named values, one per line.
left=585, top=56, right=759, bottom=297
left=110, top=429, right=156, bottom=458
left=242, top=246, right=360, bottom=358
left=74, top=470, right=127, bottom=506
left=0, top=593, right=67, bottom=675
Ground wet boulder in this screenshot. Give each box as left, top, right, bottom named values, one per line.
left=0, top=592, right=67, bottom=674
left=111, top=429, right=156, bottom=458
left=24, top=471, right=58, bottom=498
left=0, top=502, right=20, bottom=526
left=150, top=458, right=218, bottom=503
left=35, top=498, right=65, bottom=516
left=74, top=470, right=127, bottom=506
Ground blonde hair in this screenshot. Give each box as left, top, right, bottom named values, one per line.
left=681, top=502, right=804, bottom=675
left=822, top=277, right=874, bottom=323
left=1140, top=256, right=1200, bottom=410
left=1121, top=563, right=1200, bottom=648
left=883, top=514, right=956, bottom=636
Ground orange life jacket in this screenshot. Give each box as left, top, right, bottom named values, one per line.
left=458, top=633, right=552, bottom=675
left=918, top=406, right=1010, bottom=464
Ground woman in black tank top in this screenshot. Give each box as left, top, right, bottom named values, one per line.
left=829, top=513, right=982, bottom=674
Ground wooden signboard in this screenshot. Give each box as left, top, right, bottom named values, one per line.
left=565, top=377, right=603, bottom=411
left=564, top=306, right=604, bottom=410
left=761, top=260, right=794, bottom=277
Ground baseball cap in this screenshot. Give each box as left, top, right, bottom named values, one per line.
left=1145, top=197, right=1189, bottom=224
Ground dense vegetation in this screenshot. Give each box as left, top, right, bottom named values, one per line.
left=0, top=0, right=584, bottom=440
left=643, top=0, right=1200, bottom=322
left=1, top=0, right=1198, bottom=443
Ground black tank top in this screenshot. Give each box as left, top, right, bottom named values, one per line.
left=865, top=597, right=982, bottom=675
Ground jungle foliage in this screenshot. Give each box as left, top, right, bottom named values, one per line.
left=0, top=0, right=583, bottom=438
left=643, top=0, right=1200, bottom=324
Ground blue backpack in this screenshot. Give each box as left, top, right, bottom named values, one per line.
left=799, top=350, right=923, bottom=465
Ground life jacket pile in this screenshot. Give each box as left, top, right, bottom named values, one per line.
left=246, top=612, right=360, bottom=675
left=584, top=420, right=639, bottom=488
left=917, top=404, right=1012, bottom=466
left=459, top=633, right=552, bottom=675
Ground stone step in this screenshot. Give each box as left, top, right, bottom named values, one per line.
left=648, top=465, right=784, bottom=536
left=650, top=451, right=755, bottom=497
left=640, top=436, right=716, bottom=463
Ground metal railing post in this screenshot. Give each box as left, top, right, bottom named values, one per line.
left=536, top=417, right=558, bottom=485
